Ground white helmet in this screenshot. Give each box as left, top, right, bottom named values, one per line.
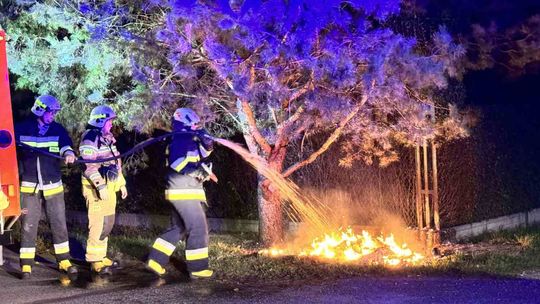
left=88, top=105, right=117, bottom=128
left=31, top=95, right=61, bottom=117
left=173, top=108, right=200, bottom=126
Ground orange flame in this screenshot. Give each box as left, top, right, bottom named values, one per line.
left=261, top=227, right=424, bottom=266
left=214, top=139, right=424, bottom=267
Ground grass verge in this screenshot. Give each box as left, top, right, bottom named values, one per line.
left=436, top=225, right=540, bottom=277
left=23, top=223, right=540, bottom=282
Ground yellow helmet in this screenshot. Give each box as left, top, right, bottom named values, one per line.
left=88, top=105, right=117, bottom=128
left=31, top=95, right=61, bottom=117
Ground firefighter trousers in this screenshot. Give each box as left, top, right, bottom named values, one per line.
left=148, top=175, right=209, bottom=273
left=20, top=192, right=71, bottom=267
left=82, top=182, right=117, bottom=262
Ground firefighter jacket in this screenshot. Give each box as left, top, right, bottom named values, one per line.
left=79, top=128, right=126, bottom=191
left=15, top=118, right=75, bottom=197
left=168, top=123, right=213, bottom=176
left=165, top=124, right=213, bottom=202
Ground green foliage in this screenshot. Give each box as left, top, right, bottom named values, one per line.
left=4, top=1, right=142, bottom=131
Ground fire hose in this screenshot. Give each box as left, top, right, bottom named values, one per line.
left=15, top=130, right=218, bottom=182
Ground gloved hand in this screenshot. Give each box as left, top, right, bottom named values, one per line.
left=201, top=163, right=218, bottom=183
left=99, top=165, right=119, bottom=182
left=98, top=187, right=109, bottom=201
left=189, top=169, right=208, bottom=182
left=64, top=153, right=76, bottom=165
left=120, top=185, right=128, bottom=199
left=197, top=130, right=215, bottom=148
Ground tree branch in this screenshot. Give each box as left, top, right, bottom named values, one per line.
left=281, top=96, right=367, bottom=178
left=249, top=65, right=256, bottom=87
left=224, top=75, right=272, bottom=156
left=274, top=75, right=313, bottom=149
left=281, top=73, right=313, bottom=109
left=241, top=100, right=272, bottom=155
left=208, top=97, right=243, bottom=127
left=274, top=105, right=305, bottom=150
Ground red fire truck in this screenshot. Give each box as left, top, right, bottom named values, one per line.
left=0, top=29, right=21, bottom=265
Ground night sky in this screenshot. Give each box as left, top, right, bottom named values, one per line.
left=424, top=0, right=540, bottom=216
left=415, top=0, right=540, bottom=105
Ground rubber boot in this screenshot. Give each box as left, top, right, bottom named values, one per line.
left=190, top=269, right=214, bottom=280
left=21, top=265, right=32, bottom=280
left=59, top=259, right=78, bottom=275
left=146, top=259, right=166, bottom=277
left=103, top=257, right=120, bottom=269
left=91, top=261, right=112, bottom=275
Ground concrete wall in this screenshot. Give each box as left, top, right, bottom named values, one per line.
left=65, top=211, right=260, bottom=233
left=62, top=207, right=540, bottom=239
left=445, top=208, right=540, bottom=241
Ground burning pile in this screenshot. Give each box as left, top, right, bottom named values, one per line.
left=215, top=139, right=425, bottom=267
left=261, top=227, right=424, bottom=266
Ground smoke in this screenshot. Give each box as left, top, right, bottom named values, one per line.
left=288, top=187, right=425, bottom=252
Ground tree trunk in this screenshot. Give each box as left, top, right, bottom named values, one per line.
left=259, top=147, right=287, bottom=246
left=259, top=178, right=284, bottom=246
left=242, top=129, right=287, bottom=245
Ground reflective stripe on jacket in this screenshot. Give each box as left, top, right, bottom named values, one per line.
left=15, top=118, right=74, bottom=193
left=79, top=128, right=125, bottom=190
left=168, top=125, right=213, bottom=175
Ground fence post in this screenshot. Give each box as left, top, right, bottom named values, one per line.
left=432, top=142, right=440, bottom=231
left=415, top=137, right=440, bottom=248
left=423, top=138, right=431, bottom=229
left=415, top=144, right=423, bottom=231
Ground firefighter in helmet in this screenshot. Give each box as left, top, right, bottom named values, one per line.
left=79, top=105, right=127, bottom=274
left=15, top=95, right=78, bottom=279
left=146, top=107, right=215, bottom=279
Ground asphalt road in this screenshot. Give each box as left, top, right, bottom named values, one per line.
left=2, top=246, right=540, bottom=303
